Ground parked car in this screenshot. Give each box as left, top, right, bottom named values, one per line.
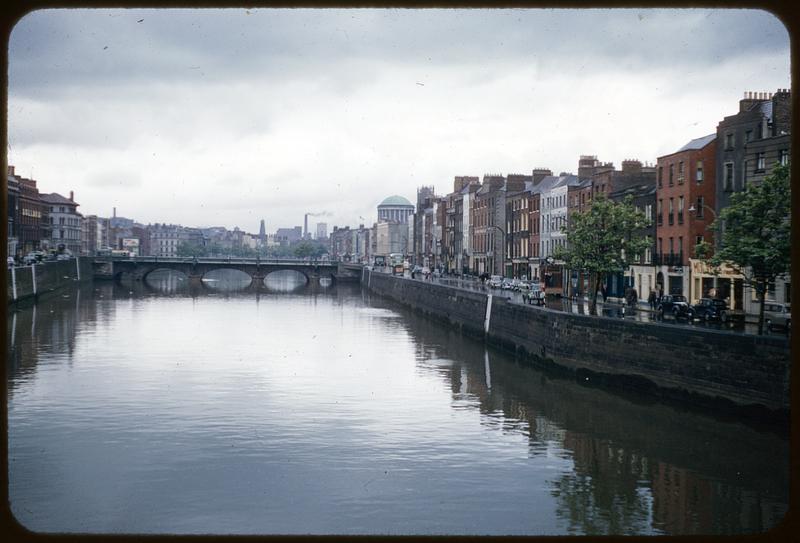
left=689, top=298, right=728, bottom=322
left=500, top=278, right=514, bottom=290
left=763, top=302, right=791, bottom=333
left=488, top=275, right=503, bottom=288
left=657, top=294, right=692, bottom=319
left=23, top=251, right=45, bottom=265
left=522, top=285, right=546, bottom=305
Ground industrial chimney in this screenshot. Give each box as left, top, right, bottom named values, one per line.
left=69, top=190, right=74, bottom=201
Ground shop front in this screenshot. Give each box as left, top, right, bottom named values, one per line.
left=689, top=259, right=744, bottom=310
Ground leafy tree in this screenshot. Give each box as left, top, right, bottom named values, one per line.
left=553, top=194, right=650, bottom=315
left=176, top=241, right=207, bottom=257
left=703, top=163, right=790, bottom=335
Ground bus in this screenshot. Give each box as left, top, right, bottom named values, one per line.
left=389, top=253, right=404, bottom=275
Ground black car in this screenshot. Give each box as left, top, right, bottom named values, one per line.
left=657, top=294, right=692, bottom=319
left=689, top=298, right=728, bottom=322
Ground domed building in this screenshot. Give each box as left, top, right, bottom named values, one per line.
left=377, top=195, right=414, bottom=224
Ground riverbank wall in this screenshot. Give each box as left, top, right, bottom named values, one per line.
left=364, top=270, right=791, bottom=413
left=6, top=258, right=93, bottom=305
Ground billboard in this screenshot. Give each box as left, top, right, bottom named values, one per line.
left=122, top=238, right=140, bottom=256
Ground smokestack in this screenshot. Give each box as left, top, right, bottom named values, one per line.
left=69, top=190, right=74, bottom=201
left=304, top=213, right=308, bottom=238
left=113, top=207, right=116, bottom=218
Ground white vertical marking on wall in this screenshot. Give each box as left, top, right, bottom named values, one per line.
left=484, top=349, right=492, bottom=389
left=11, top=265, right=17, bottom=300
left=484, top=294, right=493, bottom=333
left=31, top=265, right=37, bottom=295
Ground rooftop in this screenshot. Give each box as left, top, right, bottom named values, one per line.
left=378, top=195, right=414, bottom=207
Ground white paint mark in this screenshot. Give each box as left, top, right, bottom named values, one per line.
left=31, top=265, right=37, bottom=295
left=11, top=265, right=17, bottom=300
left=484, top=294, right=493, bottom=333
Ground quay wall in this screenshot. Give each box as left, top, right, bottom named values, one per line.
left=6, top=258, right=93, bottom=304
left=365, top=270, right=791, bottom=413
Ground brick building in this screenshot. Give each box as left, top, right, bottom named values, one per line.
left=655, top=134, right=717, bottom=298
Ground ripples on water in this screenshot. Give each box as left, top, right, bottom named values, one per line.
left=6, top=271, right=789, bottom=535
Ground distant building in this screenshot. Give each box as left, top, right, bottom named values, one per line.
left=275, top=226, right=302, bottom=245
left=377, top=195, right=415, bottom=224
left=7, top=167, right=20, bottom=257
left=41, top=191, right=83, bottom=254
left=315, top=222, right=327, bottom=240
left=149, top=223, right=182, bottom=257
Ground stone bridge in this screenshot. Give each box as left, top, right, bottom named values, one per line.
left=93, top=256, right=360, bottom=286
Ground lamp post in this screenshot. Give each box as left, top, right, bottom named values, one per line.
left=687, top=203, right=717, bottom=220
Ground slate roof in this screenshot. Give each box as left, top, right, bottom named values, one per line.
left=676, top=133, right=716, bottom=152
left=40, top=192, right=77, bottom=205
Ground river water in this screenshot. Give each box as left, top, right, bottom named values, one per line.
left=6, top=271, right=789, bottom=535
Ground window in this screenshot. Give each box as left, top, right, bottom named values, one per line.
left=678, top=161, right=684, bottom=183
left=669, top=164, right=674, bottom=186
left=657, top=199, right=663, bottom=226
left=779, top=149, right=789, bottom=166
left=645, top=204, right=653, bottom=222
left=724, top=162, right=734, bottom=190
left=658, top=166, right=663, bottom=187
left=745, top=130, right=753, bottom=142
left=696, top=160, right=704, bottom=182
left=669, top=237, right=674, bottom=255
left=658, top=237, right=663, bottom=255
left=725, top=132, right=734, bottom=149
left=668, top=198, right=674, bottom=225
left=743, top=160, right=748, bottom=188
left=696, top=196, right=705, bottom=218
left=678, top=236, right=683, bottom=257
left=756, top=152, right=766, bottom=172
left=756, top=122, right=764, bottom=139
left=695, top=235, right=704, bottom=248
left=678, top=196, right=684, bottom=224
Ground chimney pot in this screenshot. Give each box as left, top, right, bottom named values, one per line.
left=69, top=190, right=74, bottom=201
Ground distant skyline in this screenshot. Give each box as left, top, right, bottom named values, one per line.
left=7, top=8, right=791, bottom=233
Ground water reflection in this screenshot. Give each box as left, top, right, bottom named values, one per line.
left=364, top=292, right=789, bottom=535
left=6, top=282, right=789, bottom=535
left=143, top=269, right=189, bottom=293
left=264, top=269, right=308, bottom=292
left=202, top=268, right=253, bottom=291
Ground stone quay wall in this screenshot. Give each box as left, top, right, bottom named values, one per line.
left=6, top=258, right=93, bottom=304
left=365, top=270, right=790, bottom=413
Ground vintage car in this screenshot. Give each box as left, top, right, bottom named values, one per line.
left=689, top=298, right=728, bottom=322
left=764, top=302, right=791, bottom=333
left=657, top=294, right=692, bottom=319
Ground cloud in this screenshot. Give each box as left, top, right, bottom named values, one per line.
left=6, top=7, right=791, bottom=233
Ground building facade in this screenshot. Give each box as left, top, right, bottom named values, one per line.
left=655, top=134, right=718, bottom=298
left=41, top=191, right=83, bottom=254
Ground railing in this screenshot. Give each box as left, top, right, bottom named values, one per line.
left=97, top=255, right=339, bottom=265
left=653, top=253, right=684, bottom=266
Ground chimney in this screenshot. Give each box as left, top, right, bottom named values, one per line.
left=532, top=168, right=552, bottom=185
left=69, top=190, right=74, bottom=201
left=304, top=213, right=308, bottom=238
left=113, top=207, right=116, bottom=218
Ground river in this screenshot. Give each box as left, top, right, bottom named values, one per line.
left=6, top=270, right=789, bottom=535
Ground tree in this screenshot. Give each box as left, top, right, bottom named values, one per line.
left=176, top=241, right=207, bottom=257
left=703, top=163, right=790, bottom=335
left=553, top=194, right=651, bottom=316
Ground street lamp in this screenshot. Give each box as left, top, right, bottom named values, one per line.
left=687, top=203, right=717, bottom=220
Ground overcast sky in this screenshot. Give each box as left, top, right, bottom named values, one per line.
left=7, top=8, right=790, bottom=234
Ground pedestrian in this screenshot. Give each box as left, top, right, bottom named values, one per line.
left=648, top=290, right=656, bottom=310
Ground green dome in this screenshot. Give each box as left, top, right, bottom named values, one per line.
left=378, top=195, right=413, bottom=207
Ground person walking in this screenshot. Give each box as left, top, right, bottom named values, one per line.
left=648, top=289, right=656, bottom=310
